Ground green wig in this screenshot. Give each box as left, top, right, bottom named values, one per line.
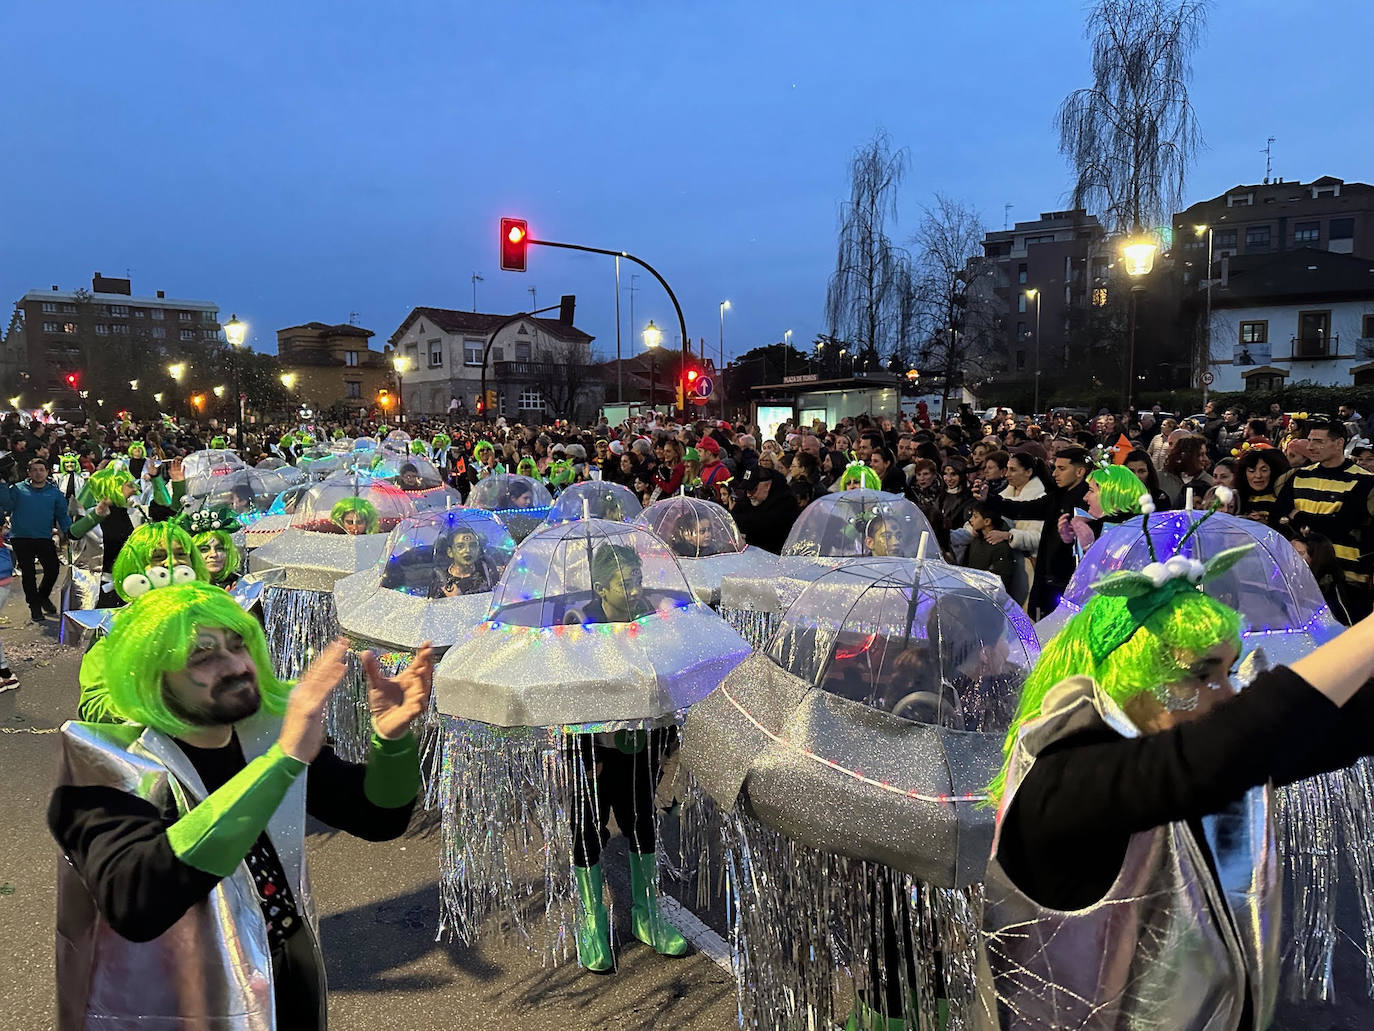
left=1089, top=464, right=1147, bottom=518
left=194, top=530, right=240, bottom=584
left=839, top=462, right=881, bottom=490
left=80, top=582, right=293, bottom=737
left=86, top=465, right=138, bottom=507
left=515, top=457, right=539, bottom=477
left=987, top=589, right=1242, bottom=805
left=210, top=435, right=228, bottom=450
left=127, top=442, right=147, bottom=460
left=432, top=432, right=451, bottom=451
left=330, top=496, right=380, bottom=533
left=279, top=432, right=297, bottom=449
left=474, top=440, right=496, bottom=459
left=409, top=439, right=428, bottom=456
left=112, top=521, right=212, bottom=602
left=548, top=459, right=575, bottom=487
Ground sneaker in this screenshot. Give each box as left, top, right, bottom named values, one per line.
left=30, top=607, right=45, bottom=624
left=40, top=599, right=57, bottom=615
left=0, top=672, right=17, bottom=689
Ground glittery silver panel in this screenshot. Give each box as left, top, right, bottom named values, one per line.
left=248, top=527, right=389, bottom=592
left=682, top=653, right=1001, bottom=889
left=719, top=607, right=779, bottom=651
left=690, top=784, right=980, bottom=1031
left=433, top=606, right=751, bottom=728
left=1336, top=756, right=1374, bottom=996
left=431, top=714, right=681, bottom=964
left=334, top=568, right=491, bottom=651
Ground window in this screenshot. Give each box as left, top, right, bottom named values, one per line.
left=463, top=339, right=484, bottom=366
left=345, top=350, right=359, bottom=367
left=515, top=341, right=531, bottom=361
left=133, top=308, right=145, bottom=318
left=1295, top=310, right=1332, bottom=358
left=1227, top=193, right=1254, bottom=207
left=1025, top=234, right=1056, bottom=247
left=1092, top=287, right=1108, bottom=307
left=1016, top=321, right=1026, bottom=338
left=1294, top=222, right=1319, bottom=245
left=94, top=324, right=109, bottom=335
left=1017, top=263, right=1028, bottom=285
left=152, top=327, right=166, bottom=339
left=1015, top=350, right=1026, bottom=371
left=42, top=322, right=59, bottom=333
left=63, top=323, right=77, bottom=334
left=493, top=347, right=504, bottom=361
left=178, top=311, right=191, bottom=322
left=1240, top=321, right=1268, bottom=344
left=202, top=328, right=216, bottom=339
left=1018, top=294, right=1027, bottom=313
left=150, top=308, right=164, bottom=320
left=346, top=381, right=361, bottom=399
left=1214, top=229, right=1237, bottom=249
left=62, top=303, right=77, bottom=314
left=201, top=311, right=217, bottom=323
left=112, top=324, right=130, bottom=336
left=1329, top=217, right=1355, bottom=253
left=518, top=388, right=542, bottom=411
left=1246, top=372, right=1285, bottom=392
left=109, top=305, right=128, bottom=317
left=428, top=339, right=443, bottom=368
left=179, top=329, right=195, bottom=341
left=41, top=302, right=56, bottom=313
left=405, top=345, right=418, bottom=369
left=1245, top=226, right=1271, bottom=252
left=1364, top=314, right=1374, bottom=340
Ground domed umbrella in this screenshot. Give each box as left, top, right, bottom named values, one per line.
left=633, top=495, right=780, bottom=607
left=718, top=489, right=937, bottom=647
left=466, top=473, right=554, bottom=543
left=181, top=448, right=247, bottom=499
left=201, top=465, right=306, bottom=519
left=683, top=557, right=1039, bottom=1029
left=430, top=518, right=751, bottom=959
left=542, top=481, right=643, bottom=526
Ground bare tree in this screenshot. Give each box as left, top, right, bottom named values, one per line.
left=533, top=338, right=597, bottom=421
left=824, top=131, right=911, bottom=366
left=1058, top=0, right=1207, bottom=234
left=911, top=195, right=1001, bottom=415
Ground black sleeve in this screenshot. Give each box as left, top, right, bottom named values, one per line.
left=304, top=745, right=416, bottom=842
left=1270, top=676, right=1374, bottom=786
left=988, top=491, right=1056, bottom=522
left=47, top=785, right=223, bottom=943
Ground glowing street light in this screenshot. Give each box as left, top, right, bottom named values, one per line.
left=1120, top=229, right=1159, bottom=409
left=280, top=372, right=297, bottom=390
left=213, top=385, right=227, bottom=398
left=223, top=314, right=247, bottom=348
left=153, top=392, right=164, bottom=404
left=392, top=354, right=410, bottom=423
left=642, top=320, right=663, bottom=406
left=8, top=396, right=20, bottom=408
left=129, top=379, right=139, bottom=390
left=167, top=363, right=185, bottom=382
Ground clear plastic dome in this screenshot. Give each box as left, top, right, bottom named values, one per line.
left=781, top=490, right=936, bottom=559
left=767, top=558, right=1037, bottom=733
left=489, top=518, right=694, bottom=628
left=266, top=482, right=312, bottom=516
left=467, top=474, right=556, bottom=544
left=203, top=466, right=306, bottom=515
left=345, top=450, right=442, bottom=491
left=544, top=481, right=643, bottom=525
left=296, top=446, right=347, bottom=482
left=377, top=509, right=516, bottom=598
left=1059, top=511, right=1329, bottom=634
left=255, top=456, right=291, bottom=472
left=382, top=430, right=411, bottom=452
left=288, top=474, right=419, bottom=535
left=352, top=436, right=379, bottom=453
left=634, top=496, right=745, bottom=558
left=182, top=449, right=248, bottom=497
left=409, top=485, right=466, bottom=514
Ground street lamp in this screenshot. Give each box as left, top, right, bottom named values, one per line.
left=213, top=385, right=226, bottom=398
left=642, top=320, right=662, bottom=410
left=838, top=347, right=851, bottom=375
left=783, top=328, right=793, bottom=378
left=129, top=379, right=139, bottom=391
left=280, top=372, right=297, bottom=390
left=1194, top=223, right=1215, bottom=400
left=1120, top=229, right=1158, bottom=409
left=718, top=300, right=730, bottom=420
left=392, top=354, right=409, bottom=424
left=167, top=362, right=185, bottom=381
left=223, top=314, right=247, bottom=449
left=153, top=392, right=164, bottom=404
left=8, top=396, right=20, bottom=409
left=1025, top=288, right=1042, bottom=417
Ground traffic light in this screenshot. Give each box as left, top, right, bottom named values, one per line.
left=378, top=388, right=391, bottom=409
left=500, top=218, right=529, bottom=272
left=64, top=372, right=80, bottom=390
left=475, top=398, right=484, bottom=415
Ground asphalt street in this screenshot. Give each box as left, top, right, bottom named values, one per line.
left=1, top=585, right=1373, bottom=1030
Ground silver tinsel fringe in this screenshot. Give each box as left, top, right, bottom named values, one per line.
left=1276, top=776, right=1339, bottom=1002
left=720, top=607, right=780, bottom=652
left=1337, top=757, right=1374, bottom=996
left=432, top=714, right=682, bottom=965
left=685, top=783, right=981, bottom=1031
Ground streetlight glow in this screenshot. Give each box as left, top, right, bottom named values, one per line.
left=167, top=363, right=185, bottom=382
left=720, top=300, right=731, bottom=312
left=280, top=373, right=297, bottom=390
left=129, top=379, right=139, bottom=390
left=1121, top=235, right=1159, bottom=277
left=8, top=396, right=20, bottom=408
left=213, top=385, right=226, bottom=398
left=153, top=392, right=164, bottom=403
left=392, top=355, right=410, bottom=373
left=223, top=314, right=247, bottom=348
left=642, top=320, right=662, bottom=349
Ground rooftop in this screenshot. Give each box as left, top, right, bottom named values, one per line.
left=278, top=321, right=375, bottom=339
left=20, top=287, right=217, bottom=311
left=390, top=306, right=594, bottom=346
left=1211, top=248, right=1374, bottom=306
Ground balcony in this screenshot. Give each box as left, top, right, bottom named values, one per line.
left=1360, top=338, right=1374, bottom=359
left=492, top=360, right=554, bottom=378
left=1290, top=334, right=1340, bottom=360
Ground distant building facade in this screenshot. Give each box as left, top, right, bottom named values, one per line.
left=275, top=322, right=390, bottom=415
left=387, top=307, right=597, bottom=421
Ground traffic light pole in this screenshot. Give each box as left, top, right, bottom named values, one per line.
left=525, top=237, right=689, bottom=417
left=478, top=301, right=566, bottom=422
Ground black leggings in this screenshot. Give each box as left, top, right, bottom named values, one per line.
left=567, top=728, right=673, bottom=867
left=10, top=537, right=59, bottom=607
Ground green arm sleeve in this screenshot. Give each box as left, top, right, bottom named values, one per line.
left=149, top=475, right=172, bottom=509
left=165, top=744, right=306, bottom=877
left=363, top=731, right=421, bottom=809
left=77, top=679, right=122, bottom=725
left=69, top=511, right=105, bottom=539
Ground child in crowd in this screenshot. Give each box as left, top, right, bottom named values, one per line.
left=961, top=500, right=1016, bottom=594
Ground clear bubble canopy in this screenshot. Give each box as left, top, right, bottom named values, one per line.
left=377, top=508, right=516, bottom=597
left=288, top=473, right=420, bottom=534
left=345, top=449, right=442, bottom=489
left=489, top=518, right=694, bottom=628
left=767, top=558, right=1038, bottom=733
left=781, top=490, right=936, bottom=559
left=634, top=496, right=745, bottom=558
left=182, top=449, right=248, bottom=497
left=203, top=465, right=306, bottom=514
left=545, top=481, right=643, bottom=525
left=467, top=474, right=555, bottom=513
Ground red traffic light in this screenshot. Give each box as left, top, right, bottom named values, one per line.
left=686, top=369, right=699, bottom=383
left=500, top=218, right=529, bottom=272
left=64, top=372, right=79, bottom=389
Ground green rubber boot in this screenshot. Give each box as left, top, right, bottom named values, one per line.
left=627, top=851, right=689, bottom=957
left=572, top=863, right=614, bottom=973
left=842, top=997, right=909, bottom=1031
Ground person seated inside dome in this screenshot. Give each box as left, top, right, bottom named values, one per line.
left=428, top=526, right=499, bottom=598
left=582, top=543, right=650, bottom=624
left=863, top=512, right=904, bottom=557
left=330, top=497, right=378, bottom=536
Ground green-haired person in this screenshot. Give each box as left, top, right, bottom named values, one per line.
left=110, top=520, right=211, bottom=603
left=1059, top=463, right=1156, bottom=554
left=839, top=461, right=882, bottom=491
left=50, top=581, right=433, bottom=1029
left=977, top=514, right=1374, bottom=1029
left=70, top=462, right=185, bottom=608
left=515, top=456, right=539, bottom=479
left=431, top=432, right=453, bottom=472
left=329, top=496, right=379, bottom=535
left=178, top=507, right=244, bottom=590
left=473, top=440, right=505, bottom=480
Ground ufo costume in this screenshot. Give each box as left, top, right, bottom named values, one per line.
left=466, top=473, right=555, bottom=543
left=632, top=495, right=779, bottom=608
left=542, top=480, right=643, bottom=528
left=430, top=519, right=750, bottom=968
left=48, top=583, right=422, bottom=1030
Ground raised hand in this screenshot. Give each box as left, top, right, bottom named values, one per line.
left=364, top=642, right=435, bottom=741
left=278, top=639, right=349, bottom=763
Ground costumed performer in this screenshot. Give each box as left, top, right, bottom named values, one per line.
left=50, top=581, right=433, bottom=1029
left=330, top=496, right=379, bottom=536
left=179, top=507, right=244, bottom=591
left=428, top=525, right=500, bottom=598
left=70, top=465, right=183, bottom=608
left=978, top=508, right=1374, bottom=1029
left=566, top=543, right=688, bottom=972
left=841, top=461, right=883, bottom=491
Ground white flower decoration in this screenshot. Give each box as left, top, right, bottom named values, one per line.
left=1138, top=493, right=1156, bottom=515
left=1213, top=485, right=1235, bottom=506
left=1142, top=561, right=1171, bottom=587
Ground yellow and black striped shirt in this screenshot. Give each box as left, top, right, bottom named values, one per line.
left=1273, top=459, right=1374, bottom=586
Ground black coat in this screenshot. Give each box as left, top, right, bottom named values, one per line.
left=732, top=481, right=800, bottom=554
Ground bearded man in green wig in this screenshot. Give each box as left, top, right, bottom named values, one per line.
left=49, top=582, right=434, bottom=1029
left=977, top=524, right=1374, bottom=1030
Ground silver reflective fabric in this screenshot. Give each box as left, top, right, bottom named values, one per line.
left=55, top=715, right=321, bottom=1030
left=981, top=678, right=1279, bottom=1030
left=248, top=526, right=390, bottom=591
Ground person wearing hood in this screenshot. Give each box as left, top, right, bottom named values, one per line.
left=727, top=467, right=798, bottom=554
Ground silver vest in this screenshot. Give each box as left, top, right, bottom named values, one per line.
left=55, top=714, right=323, bottom=1030
left=979, top=677, right=1279, bottom=1030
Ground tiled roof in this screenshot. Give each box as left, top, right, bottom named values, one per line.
left=390, top=306, right=593, bottom=346
left=1213, top=248, right=1374, bottom=305
left=278, top=321, right=375, bottom=338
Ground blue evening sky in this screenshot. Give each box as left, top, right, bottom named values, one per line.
left=4, top=1, right=1371, bottom=366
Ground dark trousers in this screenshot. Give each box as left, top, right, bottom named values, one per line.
left=567, top=729, right=672, bottom=867
left=11, top=537, right=59, bottom=608
left=271, top=926, right=325, bottom=1029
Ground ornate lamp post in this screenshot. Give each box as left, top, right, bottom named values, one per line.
left=223, top=314, right=248, bottom=449
left=642, top=320, right=662, bottom=411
